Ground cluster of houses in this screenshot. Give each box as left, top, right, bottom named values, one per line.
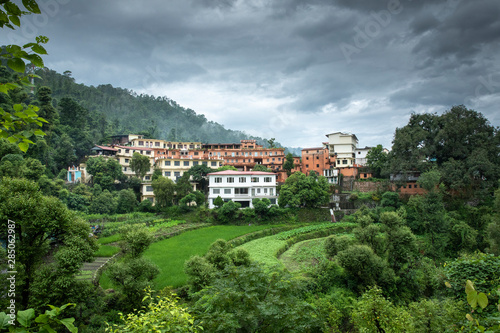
left=69, top=132, right=422, bottom=208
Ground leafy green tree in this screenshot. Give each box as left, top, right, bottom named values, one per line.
left=352, top=286, right=414, bottom=333
left=192, top=263, right=320, bottom=332
left=130, top=152, right=151, bottom=179
left=0, top=0, right=49, bottom=152
left=116, top=188, right=138, bottom=213
left=278, top=171, right=329, bottom=208
left=106, top=288, right=201, bottom=333
left=175, top=172, right=192, bottom=203
left=252, top=164, right=272, bottom=172
left=336, top=245, right=395, bottom=293
left=216, top=200, right=241, bottom=223
left=282, top=152, right=295, bottom=176
left=213, top=195, right=224, bottom=208
left=152, top=176, right=175, bottom=208
left=188, top=164, right=213, bottom=193
left=366, top=144, right=388, bottom=178
left=88, top=189, right=116, bottom=214
left=0, top=178, right=98, bottom=309
left=118, top=224, right=154, bottom=258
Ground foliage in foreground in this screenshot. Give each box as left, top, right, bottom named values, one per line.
left=105, top=288, right=201, bottom=333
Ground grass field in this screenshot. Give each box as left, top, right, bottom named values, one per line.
left=97, top=234, right=122, bottom=245
left=94, top=244, right=120, bottom=257
left=117, top=224, right=275, bottom=289
left=237, top=236, right=288, bottom=268
left=279, top=238, right=328, bottom=273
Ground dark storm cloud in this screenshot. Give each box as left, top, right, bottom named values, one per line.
left=1, top=0, right=499, bottom=148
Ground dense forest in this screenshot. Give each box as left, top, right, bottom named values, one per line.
left=34, top=68, right=277, bottom=147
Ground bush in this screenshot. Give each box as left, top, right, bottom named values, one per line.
left=325, top=235, right=355, bottom=258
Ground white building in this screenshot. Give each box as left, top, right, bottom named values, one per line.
left=354, top=146, right=373, bottom=166
left=325, top=132, right=358, bottom=168
left=207, top=170, right=278, bottom=209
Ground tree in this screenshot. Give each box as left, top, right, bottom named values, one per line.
left=252, top=164, right=272, bottom=172
left=282, top=152, right=295, bottom=176
left=0, top=0, right=49, bottom=152
left=152, top=176, right=175, bottom=208
left=130, top=152, right=151, bottom=179
left=216, top=165, right=237, bottom=171
left=88, top=190, right=116, bottom=215
left=389, top=106, right=500, bottom=198
left=0, top=178, right=98, bottom=309
left=188, top=164, right=213, bottom=194
left=267, top=137, right=276, bottom=148
left=175, top=172, right=192, bottom=203
left=116, top=188, right=138, bottom=213
left=192, top=263, right=321, bottom=332
left=278, top=171, right=330, bottom=208
left=106, top=288, right=201, bottom=333
left=366, top=144, right=388, bottom=178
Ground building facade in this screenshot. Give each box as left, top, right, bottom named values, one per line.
left=207, top=170, right=278, bottom=209
left=325, top=132, right=358, bottom=168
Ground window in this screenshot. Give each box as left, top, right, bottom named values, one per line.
left=211, top=162, right=217, bottom=166
left=251, top=177, right=259, bottom=183
left=124, top=158, right=129, bottom=163
left=232, top=152, right=235, bottom=157
left=239, top=177, right=246, bottom=183
left=174, top=172, right=180, bottom=177
left=224, top=189, right=231, bottom=194
left=155, top=142, right=160, bottom=147
left=227, top=177, right=234, bottom=183
left=125, top=149, right=129, bottom=153
left=317, top=164, right=320, bottom=168
left=123, top=167, right=127, bottom=171
left=235, top=188, right=248, bottom=194
left=193, top=161, right=199, bottom=166
left=138, top=141, right=144, bottom=146
left=337, top=161, right=341, bottom=165
left=264, top=188, right=267, bottom=194
left=272, top=158, right=275, bottom=161
left=194, top=151, right=199, bottom=156
left=165, top=171, right=171, bottom=176
left=342, top=160, right=348, bottom=164
left=202, top=162, right=207, bottom=166
left=184, top=161, right=189, bottom=166
left=306, top=164, right=309, bottom=168
left=409, top=185, right=412, bottom=189
left=146, top=186, right=153, bottom=192
left=254, top=152, right=258, bottom=156
left=174, top=161, right=180, bottom=166
left=145, top=176, right=150, bottom=180
left=189, top=144, right=194, bottom=149
left=316, top=156, right=319, bottom=159
left=165, top=161, right=171, bottom=166
left=270, top=189, right=274, bottom=196
left=306, top=157, right=309, bottom=160
left=257, top=188, right=261, bottom=194
left=214, top=177, right=222, bottom=183
left=270, top=198, right=276, bottom=204
left=264, top=177, right=272, bottom=182
left=213, top=189, right=220, bottom=194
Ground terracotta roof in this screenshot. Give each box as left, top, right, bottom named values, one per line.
left=91, top=145, right=118, bottom=152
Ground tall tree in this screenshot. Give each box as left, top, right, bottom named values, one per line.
left=282, top=152, right=295, bottom=176
left=366, top=144, right=388, bottom=178
left=152, top=176, right=175, bottom=208
left=130, top=152, right=151, bottom=179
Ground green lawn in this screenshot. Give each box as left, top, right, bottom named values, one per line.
left=97, top=234, right=122, bottom=245
left=237, top=235, right=287, bottom=268
left=143, top=224, right=273, bottom=289
left=94, top=244, right=120, bottom=257
left=279, top=238, right=328, bottom=273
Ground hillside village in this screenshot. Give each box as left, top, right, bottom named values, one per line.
left=74, top=131, right=422, bottom=207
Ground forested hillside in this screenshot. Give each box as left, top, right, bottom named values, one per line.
left=34, top=68, right=274, bottom=145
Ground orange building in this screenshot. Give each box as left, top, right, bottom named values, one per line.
left=300, top=147, right=336, bottom=176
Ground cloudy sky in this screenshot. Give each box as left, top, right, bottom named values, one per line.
left=2, top=0, right=500, bottom=149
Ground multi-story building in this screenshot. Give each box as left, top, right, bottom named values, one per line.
left=207, top=170, right=278, bottom=208
left=325, top=132, right=358, bottom=168
left=115, top=145, right=155, bottom=181
left=300, top=146, right=336, bottom=176
left=354, top=146, right=372, bottom=166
